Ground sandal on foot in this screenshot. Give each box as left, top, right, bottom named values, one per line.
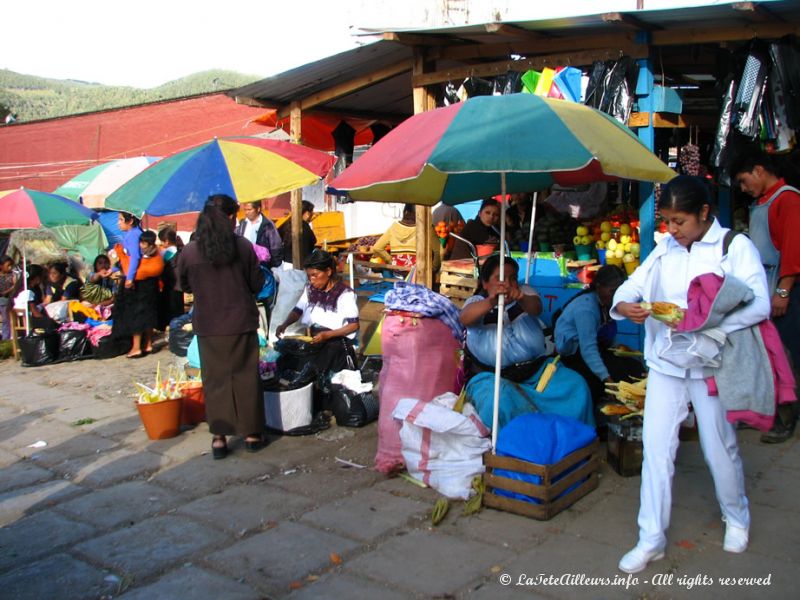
left=212, top=437, right=228, bottom=460
left=244, top=436, right=263, bottom=453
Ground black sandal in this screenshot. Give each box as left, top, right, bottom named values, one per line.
left=244, top=435, right=263, bottom=453
left=212, top=436, right=228, bottom=460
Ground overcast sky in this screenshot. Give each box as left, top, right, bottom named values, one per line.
left=2, top=0, right=741, bottom=88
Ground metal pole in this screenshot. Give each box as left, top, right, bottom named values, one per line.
left=491, top=173, right=507, bottom=452
left=524, top=192, right=538, bottom=285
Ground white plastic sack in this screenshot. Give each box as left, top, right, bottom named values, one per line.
left=44, top=300, right=70, bottom=322
left=268, top=268, right=307, bottom=343
left=394, top=393, right=492, bottom=499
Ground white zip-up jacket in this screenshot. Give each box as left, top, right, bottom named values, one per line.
left=610, top=219, right=770, bottom=378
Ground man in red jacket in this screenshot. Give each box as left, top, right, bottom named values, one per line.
left=734, top=151, right=800, bottom=443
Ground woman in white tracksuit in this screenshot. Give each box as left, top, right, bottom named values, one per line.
left=612, top=176, right=770, bottom=574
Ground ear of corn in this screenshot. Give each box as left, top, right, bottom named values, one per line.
left=463, top=475, right=485, bottom=516
left=535, top=356, right=560, bottom=393
left=431, top=498, right=450, bottom=526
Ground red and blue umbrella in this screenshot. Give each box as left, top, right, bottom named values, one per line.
left=106, top=137, right=336, bottom=217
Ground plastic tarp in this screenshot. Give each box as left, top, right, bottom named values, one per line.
left=48, top=224, right=109, bottom=264
left=494, top=412, right=596, bottom=504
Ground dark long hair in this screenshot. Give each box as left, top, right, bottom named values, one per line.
left=196, top=194, right=239, bottom=266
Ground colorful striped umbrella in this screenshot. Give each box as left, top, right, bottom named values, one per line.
left=0, top=187, right=98, bottom=229
left=331, top=93, right=676, bottom=204
left=331, top=93, right=676, bottom=450
left=106, top=137, right=336, bottom=218
left=54, top=156, right=161, bottom=208
left=0, top=187, right=98, bottom=335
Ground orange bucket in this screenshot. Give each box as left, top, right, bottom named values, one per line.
left=179, top=381, right=206, bottom=426
left=135, top=398, right=182, bottom=440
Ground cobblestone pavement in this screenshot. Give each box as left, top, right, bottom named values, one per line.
left=0, top=352, right=797, bottom=599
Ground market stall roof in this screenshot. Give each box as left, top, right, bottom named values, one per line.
left=230, top=1, right=800, bottom=124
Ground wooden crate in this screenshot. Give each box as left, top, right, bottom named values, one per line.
left=440, top=259, right=479, bottom=306
left=482, top=440, right=601, bottom=520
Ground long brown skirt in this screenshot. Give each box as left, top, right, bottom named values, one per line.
left=198, top=332, right=264, bottom=436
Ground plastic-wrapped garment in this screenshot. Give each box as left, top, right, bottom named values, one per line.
left=769, top=41, right=800, bottom=129
left=767, top=60, right=796, bottom=152
left=583, top=61, right=608, bottom=109
left=441, top=81, right=461, bottom=106
left=492, top=72, right=522, bottom=96
left=268, top=268, right=307, bottom=343
left=394, top=394, right=491, bottom=499
left=711, top=77, right=738, bottom=176
left=599, top=57, right=638, bottom=124
left=733, top=50, right=769, bottom=139
left=375, top=315, right=462, bottom=474
left=458, top=77, right=493, bottom=100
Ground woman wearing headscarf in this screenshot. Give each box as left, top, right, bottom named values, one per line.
left=177, top=194, right=266, bottom=459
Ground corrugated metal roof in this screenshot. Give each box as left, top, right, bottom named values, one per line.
left=231, top=40, right=414, bottom=117
left=230, top=1, right=800, bottom=118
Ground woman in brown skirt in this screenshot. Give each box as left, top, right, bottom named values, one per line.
left=177, top=194, right=266, bottom=459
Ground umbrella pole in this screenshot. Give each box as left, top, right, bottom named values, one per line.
left=22, top=235, right=29, bottom=335
left=524, top=192, right=538, bottom=285
left=491, top=174, right=508, bottom=452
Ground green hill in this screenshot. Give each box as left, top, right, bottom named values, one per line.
left=0, top=69, right=261, bottom=122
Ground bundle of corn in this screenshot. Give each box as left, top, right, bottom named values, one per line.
left=640, top=301, right=684, bottom=326
left=601, top=376, right=647, bottom=419
left=133, top=362, right=185, bottom=404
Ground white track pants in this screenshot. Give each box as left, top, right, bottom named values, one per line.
left=637, top=370, right=749, bottom=551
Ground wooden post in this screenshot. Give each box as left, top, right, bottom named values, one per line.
left=289, top=102, right=303, bottom=269
left=413, top=48, right=435, bottom=288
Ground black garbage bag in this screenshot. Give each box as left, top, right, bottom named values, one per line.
left=92, top=335, right=132, bottom=360
left=168, top=314, right=193, bottom=357
left=278, top=362, right=318, bottom=390
left=330, top=384, right=380, bottom=428
left=169, top=328, right=193, bottom=357
left=19, top=332, right=59, bottom=367
left=275, top=337, right=320, bottom=373
left=58, top=329, right=91, bottom=362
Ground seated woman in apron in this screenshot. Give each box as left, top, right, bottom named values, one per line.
left=276, top=249, right=360, bottom=376
left=461, top=254, right=594, bottom=432
left=554, top=264, right=646, bottom=404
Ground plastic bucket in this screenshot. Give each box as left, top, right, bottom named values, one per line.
left=476, top=243, right=497, bottom=258
left=135, top=398, right=182, bottom=440
left=264, top=382, right=313, bottom=432
left=575, top=244, right=594, bottom=261
left=179, top=382, right=205, bottom=426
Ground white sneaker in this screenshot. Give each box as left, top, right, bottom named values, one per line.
left=723, top=523, right=749, bottom=553
left=618, top=545, right=665, bottom=574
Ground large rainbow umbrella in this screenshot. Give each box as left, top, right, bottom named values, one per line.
left=331, top=93, right=676, bottom=450
left=0, top=187, right=98, bottom=334
left=106, top=137, right=336, bottom=218
left=54, top=156, right=161, bottom=208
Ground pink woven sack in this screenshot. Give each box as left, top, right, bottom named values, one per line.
left=374, top=314, right=462, bottom=474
